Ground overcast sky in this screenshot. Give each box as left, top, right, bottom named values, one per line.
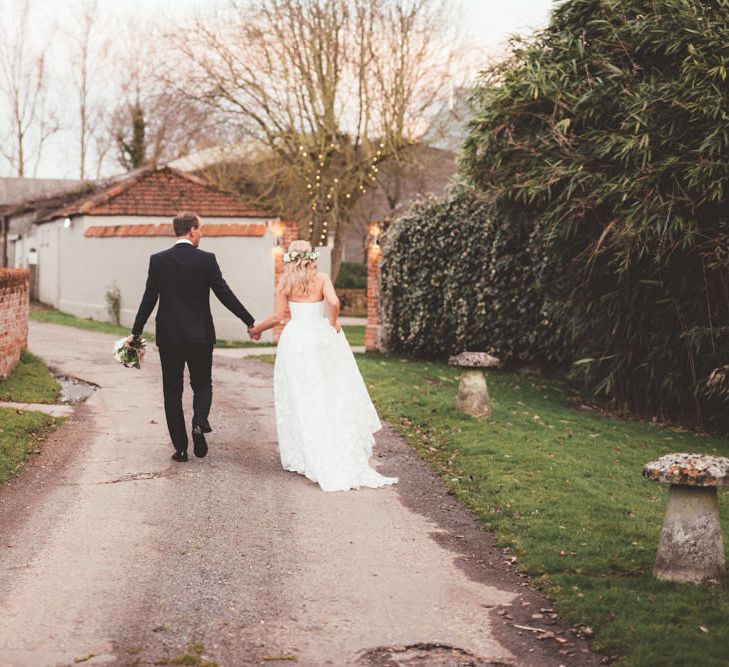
left=91, top=0, right=554, bottom=47
left=117, top=0, right=555, bottom=59
left=9, top=0, right=555, bottom=179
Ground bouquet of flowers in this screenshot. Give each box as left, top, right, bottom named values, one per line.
left=113, top=336, right=147, bottom=369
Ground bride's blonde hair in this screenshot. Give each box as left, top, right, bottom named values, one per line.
left=278, top=239, right=318, bottom=296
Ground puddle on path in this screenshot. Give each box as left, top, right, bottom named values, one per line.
left=358, top=644, right=510, bottom=666
left=56, top=375, right=98, bottom=404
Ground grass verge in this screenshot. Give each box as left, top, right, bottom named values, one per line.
left=0, top=349, right=60, bottom=404
left=31, top=307, right=366, bottom=350
left=29, top=307, right=268, bottom=348
left=356, top=354, right=729, bottom=667
left=30, top=307, right=142, bottom=337
left=0, top=408, right=62, bottom=485
left=343, top=325, right=365, bottom=347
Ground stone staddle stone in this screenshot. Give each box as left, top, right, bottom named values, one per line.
left=448, top=352, right=500, bottom=419
left=643, top=453, right=729, bottom=585
left=448, top=352, right=500, bottom=369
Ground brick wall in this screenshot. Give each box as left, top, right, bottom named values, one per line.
left=272, top=221, right=302, bottom=343
left=365, top=222, right=381, bottom=352
left=0, top=268, right=30, bottom=379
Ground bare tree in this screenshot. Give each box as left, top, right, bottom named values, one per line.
left=0, top=0, right=59, bottom=177
left=174, top=0, right=458, bottom=279
left=68, top=0, right=111, bottom=180
left=110, top=17, right=213, bottom=172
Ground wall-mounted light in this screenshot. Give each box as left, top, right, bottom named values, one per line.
left=369, top=222, right=381, bottom=248
left=63, top=217, right=72, bottom=229
left=270, top=221, right=283, bottom=245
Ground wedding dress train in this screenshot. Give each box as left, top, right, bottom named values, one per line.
left=273, top=300, right=398, bottom=492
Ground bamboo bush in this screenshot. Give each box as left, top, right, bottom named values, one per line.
left=383, top=0, right=729, bottom=431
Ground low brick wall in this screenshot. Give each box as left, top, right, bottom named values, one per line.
left=0, top=268, right=30, bottom=379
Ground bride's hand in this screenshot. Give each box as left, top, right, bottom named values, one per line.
left=332, top=320, right=342, bottom=333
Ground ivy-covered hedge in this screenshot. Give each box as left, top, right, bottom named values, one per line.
left=381, top=189, right=562, bottom=365
left=382, top=0, right=729, bottom=432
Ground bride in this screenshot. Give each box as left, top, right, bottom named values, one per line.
left=249, top=240, right=398, bottom=492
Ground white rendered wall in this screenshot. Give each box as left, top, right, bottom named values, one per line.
left=15, top=215, right=331, bottom=343
left=38, top=221, right=62, bottom=307
left=61, top=215, right=278, bottom=341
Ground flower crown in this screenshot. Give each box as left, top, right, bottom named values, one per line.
left=283, top=249, right=318, bottom=263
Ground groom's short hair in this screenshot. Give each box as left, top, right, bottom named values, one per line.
left=173, top=212, right=200, bottom=236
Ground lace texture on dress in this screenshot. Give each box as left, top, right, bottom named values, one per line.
left=273, top=301, right=398, bottom=492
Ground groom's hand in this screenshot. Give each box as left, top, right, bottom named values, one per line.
left=126, top=334, right=146, bottom=361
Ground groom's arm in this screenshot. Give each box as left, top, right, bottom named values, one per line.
left=209, top=254, right=255, bottom=327
left=131, top=256, right=159, bottom=337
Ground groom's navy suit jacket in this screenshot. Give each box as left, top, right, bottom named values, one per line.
left=132, top=242, right=254, bottom=346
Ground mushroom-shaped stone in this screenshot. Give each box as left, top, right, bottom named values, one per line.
left=643, top=453, right=729, bottom=585
left=448, top=352, right=500, bottom=418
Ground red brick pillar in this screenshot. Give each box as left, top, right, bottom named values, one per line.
left=0, top=268, right=30, bottom=379
left=365, top=222, right=382, bottom=352
left=272, top=221, right=301, bottom=343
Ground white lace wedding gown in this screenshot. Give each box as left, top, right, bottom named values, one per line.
left=273, top=300, right=398, bottom=492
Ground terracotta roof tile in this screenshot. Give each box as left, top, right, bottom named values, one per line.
left=16, top=165, right=274, bottom=223
left=84, top=222, right=266, bottom=238
left=80, top=167, right=270, bottom=218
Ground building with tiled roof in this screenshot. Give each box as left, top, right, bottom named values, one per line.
left=6, top=165, right=271, bottom=224
left=6, top=166, right=329, bottom=342
left=1, top=177, right=87, bottom=268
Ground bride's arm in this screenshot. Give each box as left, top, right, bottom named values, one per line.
left=250, top=290, right=289, bottom=335
left=323, top=274, right=341, bottom=332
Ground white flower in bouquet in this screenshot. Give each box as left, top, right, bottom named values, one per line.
left=113, top=337, right=147, bottom=369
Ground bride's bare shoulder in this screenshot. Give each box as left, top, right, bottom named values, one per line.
left=311, top=271, right=330, bottom=286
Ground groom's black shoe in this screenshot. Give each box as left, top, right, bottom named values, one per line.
left=172, top=449, right=188, bottom=462
left=192, top=426, right=208, bottom=458
left=193, top=416, right=212, bottom=433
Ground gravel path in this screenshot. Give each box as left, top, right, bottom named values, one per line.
left=0, top=322, right=601, bottom=667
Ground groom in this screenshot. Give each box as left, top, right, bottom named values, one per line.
left=130, top=211, right=258, bottom=462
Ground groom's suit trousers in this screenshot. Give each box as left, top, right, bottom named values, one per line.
left=158, top=343, right=213, bottom=451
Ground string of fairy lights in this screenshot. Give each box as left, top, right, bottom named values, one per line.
left=302, top=141, right=385, bottom=246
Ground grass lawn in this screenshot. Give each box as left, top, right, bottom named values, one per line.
left=29, top=307, right=269, bottom=348
left=0, top=352, right=63, bottom=485
left=0, top=408, right=61, bottom=485
left=30, top=307, right=142, bottom=337
left=343, top=325, right=365, bottom=347
left=356, top=354, right=729, bottom=667
left=0, top=349, right=60, bottom=404
left=30, top=307, right=366, bottom=350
